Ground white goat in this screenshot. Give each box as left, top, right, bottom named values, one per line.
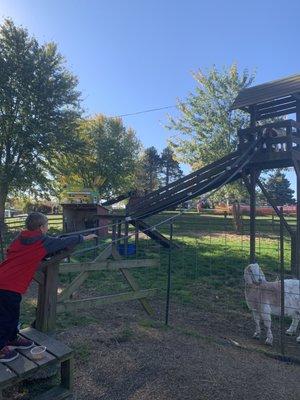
left=244, top=263, right=300, bottom=345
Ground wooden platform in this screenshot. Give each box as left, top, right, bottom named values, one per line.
left=0, top=328, right=73, bottom=400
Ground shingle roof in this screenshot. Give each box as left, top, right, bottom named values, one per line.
left=232, top=74, right=300, bottom=110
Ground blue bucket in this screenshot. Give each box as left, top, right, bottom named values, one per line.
left=118, top=244, right=136, bottom=255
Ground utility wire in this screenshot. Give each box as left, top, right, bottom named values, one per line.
left=72, top=211, right=183, bottom=256
left=115, top=105, right=177, bottom=118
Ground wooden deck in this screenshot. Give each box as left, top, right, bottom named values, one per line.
left=0, top=328, right=73, bottom=400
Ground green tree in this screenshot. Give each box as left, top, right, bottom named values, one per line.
left=135, top=147, right=161, bottom=193
left=166, top=64, right=255, bottom=203
left=0, top=19, right=81, bottom=225
left=167, top=64, right=254, bottom=167
left=160, top=147, right=183, bottom=186
left=57, top=115, right=141, bottom=197
left=264, top=170, right=295, bottom=205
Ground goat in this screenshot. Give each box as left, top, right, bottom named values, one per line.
left=262, top=127, right=286, bottom=152
left=244, top=263, right=300, bottom=345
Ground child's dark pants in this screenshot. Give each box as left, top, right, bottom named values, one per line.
left=0, top=289, right=21, bottom=350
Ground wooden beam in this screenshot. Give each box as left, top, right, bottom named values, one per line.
left=249, top=169, right=257, bottom=262
left=57, top=289, right=156, bottom=313
left=33, top=271, right=45, bottom=286
left=256, top=96, right=295, bottom=111
left=59, top=258, right=159, bottom=273
left=239, top=119, right=296, bottom=135
left=257, top=107, right=297, bottom=120
left=257, top=101, right=296, bottom=115
left=112, top=248, right=155, bottom=315
left=294, top=99, right=300, bottom=277
left=58, top=271, right=89, bottom=302
left=59, top=243, right=113, bottom=302
left=93, top=244, right=112, bottom=262
left=256, top=179, right=294, bottom=235
left=40, top=249, right=73, bottom=269
left=35, top=262, right=60, bottom=333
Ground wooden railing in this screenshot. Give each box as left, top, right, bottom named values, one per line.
left=5, top=214, right=63, bottom=231
left=238, top=119, right=300, bottom=152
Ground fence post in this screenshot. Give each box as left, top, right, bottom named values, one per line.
left=36, top=261, right=60, bottom=333
left=0, top=226, right=4, bottom=261
left=124, top=220, right=129, bottom=257
left=165, top=223, right=173, bottom=325
left=280, top=207, right=285, bottom=356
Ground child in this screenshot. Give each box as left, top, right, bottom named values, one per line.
left=0, top=212, right=97, bottom=362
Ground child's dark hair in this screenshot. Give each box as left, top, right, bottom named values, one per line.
left=25, top=212, right=48, bottom=231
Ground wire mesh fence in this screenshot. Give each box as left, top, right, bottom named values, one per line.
left=2, top=210, right=299, bottom=361
left=140, top=211, right=299, bottom=361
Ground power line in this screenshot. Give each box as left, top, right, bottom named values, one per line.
left=115, top=105, right=177, bottom=118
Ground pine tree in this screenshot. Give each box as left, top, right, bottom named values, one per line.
left=160, top=147, right=183, bottom=186
left=135, top=147, right=161, bottom=193
left=264, top=170, right=295, bottom=205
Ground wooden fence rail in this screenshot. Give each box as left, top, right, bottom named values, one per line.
left=34, top=245, right=159, bottom=332
left=5, top=214, right=63, bottom=231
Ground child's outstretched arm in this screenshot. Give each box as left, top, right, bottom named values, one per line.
left=42, top=234, right=97, bottom=255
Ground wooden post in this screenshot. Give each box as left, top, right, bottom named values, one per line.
left=279, top=207, right=285, bottom=356
left=296, top=170, right=300, bottom=278
left=61, top=357, right=74, bottom=391
left=248, top=107, right=257, bottom=263
left=135, top=222, right=139, bottom=250
left=36, top=262, right=60, bottom=332
left=249, top=169, right=256, bottom=263
left=124, top=220, right=129, bottom=257
left=286, top=124, right=292, bottom=152
left=112, top=219, right=117, bottom=251
left=117, top=219, right=122, bottom=239
left=232, top=200, right=242, bottom=234
left=295, top=100, right=300, bottom=277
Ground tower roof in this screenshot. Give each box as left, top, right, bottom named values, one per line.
left=232, top=74, right=300, bottom=119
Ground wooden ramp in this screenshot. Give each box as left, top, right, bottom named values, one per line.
left=128, top=138, right=262, bottom=219
left=128, top=151, right=242, bottom=219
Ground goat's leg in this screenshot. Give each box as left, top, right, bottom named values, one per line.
left=252, top=310, right=261, bottom=339
left=286, top=316, right=300, bottom=336
left=261, top=305, right=273, bottom=345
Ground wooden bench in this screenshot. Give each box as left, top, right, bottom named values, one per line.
left=0, top=327, right=73, bottom=400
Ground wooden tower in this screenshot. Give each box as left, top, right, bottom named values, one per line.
left=232, top=74, right=300, bottom=276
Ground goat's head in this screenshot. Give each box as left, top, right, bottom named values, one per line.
left=244, top=263, right=266, bottom=285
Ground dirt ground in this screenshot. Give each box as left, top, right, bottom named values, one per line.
left=56, top=300, right=300, bottom=400
left=5, top=282, right=300, bottom=400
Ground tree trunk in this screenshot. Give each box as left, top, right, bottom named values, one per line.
left=0, top=185, right=8, bottom=232
left=166, top=164, right=170, bottom=186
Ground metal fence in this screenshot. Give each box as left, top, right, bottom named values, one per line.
left=4, top=210, right=299, bottom=362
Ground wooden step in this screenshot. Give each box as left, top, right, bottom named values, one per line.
left=20, top=328, right=73, bottom=362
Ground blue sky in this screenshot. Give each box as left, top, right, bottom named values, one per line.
left=1, top=0, right=300, bottom=192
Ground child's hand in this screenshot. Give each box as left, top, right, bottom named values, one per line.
left=83, top=234, right=98, bottom=241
